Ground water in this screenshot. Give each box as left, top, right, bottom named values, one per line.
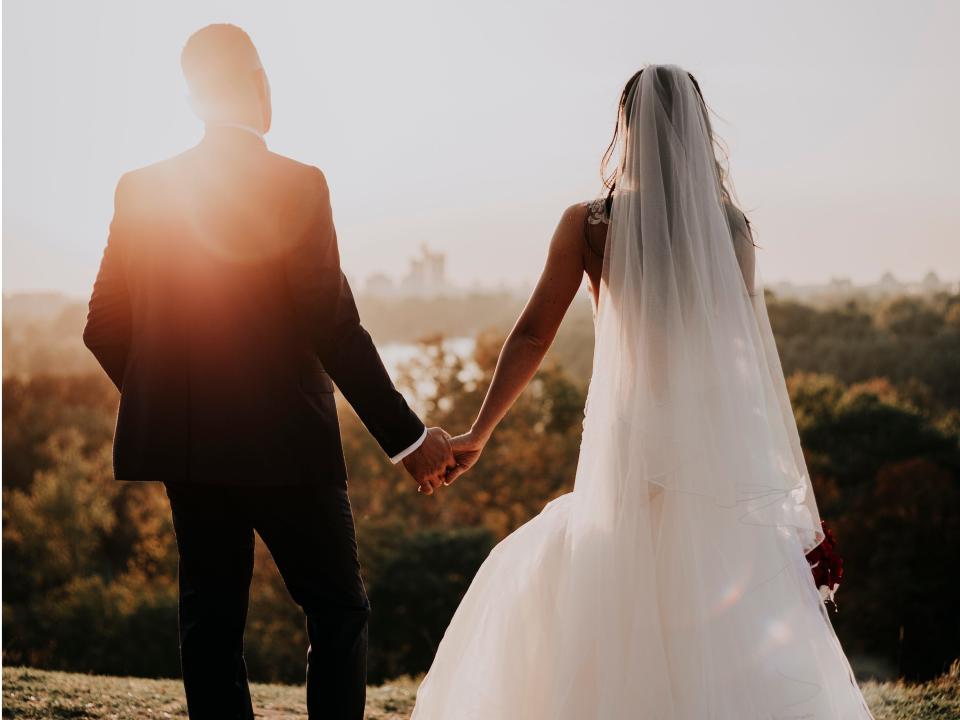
left=378, top=336, right=477, bottom=376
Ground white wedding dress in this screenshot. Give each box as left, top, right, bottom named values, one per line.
left=412, top=66, right=874, bottom=719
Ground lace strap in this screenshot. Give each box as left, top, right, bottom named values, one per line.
left=585, top=197, right=609, bottom=226
left=582, top=197, right=609, bottom=258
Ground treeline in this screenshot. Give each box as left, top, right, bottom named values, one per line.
left=2, top=294, right=960, bottom=683
left=769, top=293, right=960, bottom=412
left=5, top=291, right=959, bottom=411
left=1, top=291, right=598, bottom=383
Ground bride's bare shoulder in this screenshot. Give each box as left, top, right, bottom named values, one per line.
left=559, top=201, right=589, bottom=228
left=545, top=203, right=585, bottom=248
left=538, top=203, right=592, bottom=271
left=549, top=201, right=607, bottom=265
left=557, top=199, right=608, bottom=234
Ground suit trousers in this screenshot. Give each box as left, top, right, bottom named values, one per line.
left=164, top=481, right=370, bottom=720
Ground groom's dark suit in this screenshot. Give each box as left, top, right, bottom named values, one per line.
left=84, top=126, right=425, bottom=720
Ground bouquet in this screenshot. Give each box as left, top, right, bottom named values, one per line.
left=806, top=521, right=843, bottom=611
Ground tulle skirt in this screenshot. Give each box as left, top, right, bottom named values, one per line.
left=412, top=486, right=874, bottom=720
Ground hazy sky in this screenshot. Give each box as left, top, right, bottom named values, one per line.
left=3, top=0, right=958, bottom=296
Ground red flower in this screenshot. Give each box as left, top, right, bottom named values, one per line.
left=806, top=521, right=844, bottom=610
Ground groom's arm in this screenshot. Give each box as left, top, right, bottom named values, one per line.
left=285, top=168, right=426, bottom=460
left=318, top=270, right=428, bottom=461
left=83, top=174, right=133, bottom=390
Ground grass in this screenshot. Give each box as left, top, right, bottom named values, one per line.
left=859, top=667, right=960, bottom=720
left=1, top=667, right=416, bottom=719
left=3, top=665, right=958, bottom=719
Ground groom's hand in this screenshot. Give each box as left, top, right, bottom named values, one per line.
left=402, top=427, right=455, bottom=495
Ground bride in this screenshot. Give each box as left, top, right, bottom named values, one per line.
left=413, top=65, right=874, bottom=719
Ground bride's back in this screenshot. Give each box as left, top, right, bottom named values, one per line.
left=579, top=198, right=757, bottom=306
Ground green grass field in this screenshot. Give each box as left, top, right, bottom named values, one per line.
left=3, top=665, right=959, bottom=719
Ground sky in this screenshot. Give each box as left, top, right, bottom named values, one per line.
left=3, top=0, right=959, bottom=296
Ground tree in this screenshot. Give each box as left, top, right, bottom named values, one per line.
left=790, top=374, right=960, bottom=678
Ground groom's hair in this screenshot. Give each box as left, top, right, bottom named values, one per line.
left=181, top=24, right=261, bottom=105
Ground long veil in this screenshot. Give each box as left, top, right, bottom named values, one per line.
left=586, top=65, right=821, bottom=547
left=413, top=66, right=872, bottom=720
left=548, top=66, right=842, bottom=717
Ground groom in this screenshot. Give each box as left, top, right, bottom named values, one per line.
left=83, top=24, right=454, bottom=720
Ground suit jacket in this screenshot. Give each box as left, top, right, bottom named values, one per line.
left=83, top=127, right=425, bottom=485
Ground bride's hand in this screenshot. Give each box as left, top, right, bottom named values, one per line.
left=444, top=430, right=487, bottom=486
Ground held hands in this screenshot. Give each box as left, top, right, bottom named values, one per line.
left=401, top=427, right=488, bottom=495
left=402, top=427, right=455, bottom=495
left=445, top=429, right=486, bottom=486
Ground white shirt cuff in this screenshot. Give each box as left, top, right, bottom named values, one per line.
left=390, top=426, right=428, bottom=464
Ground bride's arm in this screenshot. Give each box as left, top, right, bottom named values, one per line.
left=446, top=205, right=587, bottom=483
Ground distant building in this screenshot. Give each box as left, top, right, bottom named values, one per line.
left=922, top=271, right=942, bottom=291
left=401, top=245, right=448, bottom=297
left=364, top=273, right=395, bottom=297
left=877, top=272, right=899, bottom=293
left=365, top=245, right=454, bottom=298
left=768, top=270, right=958, bottom=301
left=826, top=277, right=854, bottom=294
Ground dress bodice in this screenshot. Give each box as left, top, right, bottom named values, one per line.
left=579, top=196, right=757, bottom=303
